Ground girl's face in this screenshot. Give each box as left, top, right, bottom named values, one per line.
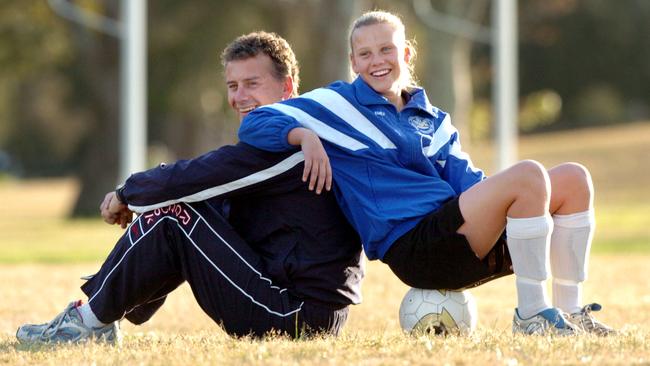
left=350, top=22, right=410, bottom=104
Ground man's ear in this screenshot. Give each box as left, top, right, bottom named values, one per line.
left=282, top=76, right=294, bottom=100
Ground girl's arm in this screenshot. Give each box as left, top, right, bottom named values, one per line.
left=440, top=133, right=485, bottom=193
left=240, top=106, right=333, bottom=194
left=238, top=107, right=301, bottom=152
left=288, top=128, right=332, bottom=194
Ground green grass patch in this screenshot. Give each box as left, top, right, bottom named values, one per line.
left=0, top=218, right=120, bottom=263
left=593, top=239, right=650, bottom=254
left=593, top=202, right=650, bottom=254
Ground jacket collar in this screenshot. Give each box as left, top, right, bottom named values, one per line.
left=352, top=76, right=393, bottom=106
left=352, top=76, right=440, bottom=119
left=405, top=88, right=441, bottom=119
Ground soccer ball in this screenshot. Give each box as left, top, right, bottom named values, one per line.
left=398, top=288, right=478, bottom=336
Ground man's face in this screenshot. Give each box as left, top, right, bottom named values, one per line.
left=225, top=54, right=292, bottom=121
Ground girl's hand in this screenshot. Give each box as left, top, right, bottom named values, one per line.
left=288, top=128, right=332, bottom=194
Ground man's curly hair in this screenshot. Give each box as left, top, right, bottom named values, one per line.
left=221, top=31, right=300, bottom=97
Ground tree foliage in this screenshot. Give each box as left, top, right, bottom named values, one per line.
left=0, top=0, right=648, bottom=216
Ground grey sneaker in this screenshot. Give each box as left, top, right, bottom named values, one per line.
left=513, top=307, right=580, bottom=336
left=568, top=303, right=616, bottom=336
left=16, top=300, right=122, bottom=345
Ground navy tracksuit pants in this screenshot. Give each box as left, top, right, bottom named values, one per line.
left=81, top=201, right=348, bottom=338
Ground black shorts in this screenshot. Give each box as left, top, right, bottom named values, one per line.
left=383, top=198, right=513, bottom=290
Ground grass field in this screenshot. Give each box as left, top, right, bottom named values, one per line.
left=468, top=121, right=650, bottom=254
left=0, top=122, right=649, bottom=365
left=1, top=257, right=649, bottom=365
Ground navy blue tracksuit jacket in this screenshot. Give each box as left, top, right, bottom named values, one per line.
left=81, top=142, right=364, bottom=338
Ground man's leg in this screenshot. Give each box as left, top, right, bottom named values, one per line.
left=18, top=201, right=310, bottom=344
left=123, top=288, right=173, bottom=325
left=83, top=201, right=307, bottom=337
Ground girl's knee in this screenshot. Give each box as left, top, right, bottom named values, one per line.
left=562, top=162, right=591, bottom=183
left=553, top=162, right=593, bottom=193
left=511, top=160, right=550, bottom=196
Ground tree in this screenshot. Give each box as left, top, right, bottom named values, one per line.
left=64, top=2, right=121, bottom=216
left=413, top=0, right=490, bottom=142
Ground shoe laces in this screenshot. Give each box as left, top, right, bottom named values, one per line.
left=575, top=303, right=602, bottom=322
left=572, top=303, right=615, bottom=335
left=582, top=303, right=602, bottom=313
left=556, top=311, right=580, bottom=334
left=39, top=301, right=83, bottom=341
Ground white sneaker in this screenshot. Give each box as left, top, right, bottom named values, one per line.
left=16, top=300, right=122, bottom=345
left=568, top=303, right=616, bottom=336
left=512, top=307, right=580, bottom=336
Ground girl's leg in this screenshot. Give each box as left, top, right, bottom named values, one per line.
left=548, top=163, right=593, bottom=314
left=458, top=160, right=553, bottom=319
left=547, top=163, right=614, bottom=335
left=458, top=160, right=550, bottom=256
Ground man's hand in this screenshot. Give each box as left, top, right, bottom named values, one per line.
left=100, top=191, right=133, bottom=228
left=288, top=128, right=332, bottom=194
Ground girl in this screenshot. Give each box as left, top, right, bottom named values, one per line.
left=238, top=10, right=614, bottom=336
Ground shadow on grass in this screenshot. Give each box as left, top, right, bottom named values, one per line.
left=1, top=338, right=42, bottom=353
left=0, top=339, right=17, bottom=352
left=5, top=340, right=62, bottom=353
left=2, top=333, right=90, bottom=353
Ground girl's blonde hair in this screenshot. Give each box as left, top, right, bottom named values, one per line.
left=348, top=10, right=418, bottom=89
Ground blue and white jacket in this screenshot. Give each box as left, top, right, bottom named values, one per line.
left=239, top=77, right=484, bottom=260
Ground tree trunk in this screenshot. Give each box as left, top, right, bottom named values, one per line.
left=451, top=0, right=489, bottom=142
left=68, top=4, right=121, bottom=217
left=422, top=0, right=489, bottom=144
left=313, top=0, right=367, bottom=83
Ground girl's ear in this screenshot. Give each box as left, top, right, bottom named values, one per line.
left=350, top=52, right=359, bottom=74
left=403, top=45, right=411, bottom=65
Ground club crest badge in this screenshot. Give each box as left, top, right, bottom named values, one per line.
left=408, top=116, right=434, bottom=135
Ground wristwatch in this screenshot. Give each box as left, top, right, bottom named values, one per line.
left=115, top=185, right=126, bottom=204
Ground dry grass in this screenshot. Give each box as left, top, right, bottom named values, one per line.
left=0, top=258, right=649, bottom=365
left=0, top=179, right=124, bottom=263
left=467, top=121, right=650, bottom=200
left=467, top=121, right=650, bottom=253
left=1, top=122, right=649, bottom=364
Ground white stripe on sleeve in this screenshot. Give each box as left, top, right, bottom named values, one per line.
left=300, top=88, right=396, bottom=149
left=264, top=103, right=368, bottom=151
left=128, top=151, right=306, bottom=213
left=449, top=141, right=481, bottom=173
left=423, top=114, right=456, bottom=157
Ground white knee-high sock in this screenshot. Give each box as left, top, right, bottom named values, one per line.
left=550, top=210, right=594, bottom=314
left=506, top=215, right=553, bottom=319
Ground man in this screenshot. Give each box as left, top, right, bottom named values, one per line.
left=16, top=31, right=364, bottom=344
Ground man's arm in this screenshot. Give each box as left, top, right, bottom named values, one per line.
left=99, top=191, right=133, bottom=228
left=117, top=142, right=306, bottom=213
